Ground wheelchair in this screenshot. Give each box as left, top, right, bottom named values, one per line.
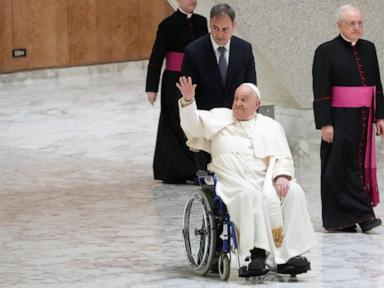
left=182, top=171, right=311, bottom=281
left=182, top=170, right=240, bottom=281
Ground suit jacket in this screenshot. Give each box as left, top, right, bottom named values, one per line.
left=182, top=34, right=256, bottom=110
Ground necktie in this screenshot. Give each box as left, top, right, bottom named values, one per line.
left=218, top=46, right=227, bottom=84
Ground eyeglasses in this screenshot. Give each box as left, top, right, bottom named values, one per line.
left=342, top=20, right=363, bottom=28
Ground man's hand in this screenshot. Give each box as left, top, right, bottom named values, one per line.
left=274, top=176, right=290, bottom=198
left=376, top=119, right=384, bottom=138
left=321, top=125, right=334, bottom=143
left=176, top=76, right=196, bottom=101
left=147, top=92, right=157, bottom=105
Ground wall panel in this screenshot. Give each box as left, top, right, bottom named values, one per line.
left=27, top=0, right=44, bottom=68
left=139, top=0, right=173, bottom=58
left=96, top=0, right=113, bottom=62
left=0, top=0, right=13, bottom=71
left=56, top=0, right=69, bottom=66
left=113, top=0, right=139, bottom=60
left=41, top=0, right=58, bottom=67
left=12, top=0, right=30, bottom=71
left=67, top=0, right=97, bottom=65
left=0, top=0, right=173, bottom=73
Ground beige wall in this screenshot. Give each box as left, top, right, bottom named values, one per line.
left=0, top=0, right=173, bottom=73
left=176, top=0, right=384, bottom=108
left=222, top=0, right=384, bottom=108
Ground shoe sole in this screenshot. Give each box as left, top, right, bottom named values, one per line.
left=276, top=264, right=310, bottom=275
left=361, top=219, right=382, bottom=232
left=238, top=266, right=269, bottom=278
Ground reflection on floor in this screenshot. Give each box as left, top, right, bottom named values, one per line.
left=1, top=62, right=383, bottom=287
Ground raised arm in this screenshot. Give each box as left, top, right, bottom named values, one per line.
left=177, top=76, right=228, bottom=142
left=176, top=76, right=197, bottom=102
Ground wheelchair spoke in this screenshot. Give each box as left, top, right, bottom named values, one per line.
left=182, top=192, right=216, bottom=275
left=189, top=203, right=208, bottom=265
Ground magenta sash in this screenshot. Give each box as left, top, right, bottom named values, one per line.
left=165, top=52, right=184, bottom=72
left=331, top=86, right=379, bottom=206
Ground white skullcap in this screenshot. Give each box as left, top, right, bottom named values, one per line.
left=240, top=83, right=261, bottom=100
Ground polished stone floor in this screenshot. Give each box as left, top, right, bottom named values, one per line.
left=1, top=62, right=384, bottom=288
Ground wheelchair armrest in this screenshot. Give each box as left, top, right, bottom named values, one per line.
left=196, top=170, right=217, bottom=187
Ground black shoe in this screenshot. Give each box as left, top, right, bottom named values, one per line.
left=238, top=248, right=269, bottom=277
left=326, top=224, right=357, bottom=233
left=276, top=256, right=311, bottom=275
left=359, top=218, right=382, bottom=232
left=238, top=262, right=269, bottom=278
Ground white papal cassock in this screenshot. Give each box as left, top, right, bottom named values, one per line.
left=179, top=99, right=316, bottom=265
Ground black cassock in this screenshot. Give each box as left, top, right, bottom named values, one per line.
left=145, top=10, right=208, bottom=183
left=312, top=35, right=384, bottom=229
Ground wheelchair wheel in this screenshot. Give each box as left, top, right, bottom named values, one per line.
left=182, top=191, right=217, bottom=275
left=218, top=253, right=230, bottom=281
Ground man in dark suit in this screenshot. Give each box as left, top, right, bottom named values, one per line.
left=181, top=3, right=256, bottom=110
left=181, top=3, right=257, bottom=171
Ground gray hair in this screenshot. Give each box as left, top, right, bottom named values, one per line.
left=210, top=3, right=236, bottom=22
left=336, top=4, right=360, bottom=21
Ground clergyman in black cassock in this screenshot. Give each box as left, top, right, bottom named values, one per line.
left=312, top=4, right=384, bottom=232
left=145, top=3, right=208, bottom=183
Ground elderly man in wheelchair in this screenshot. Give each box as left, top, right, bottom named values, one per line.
left=178, top=76, right=316, bottom=281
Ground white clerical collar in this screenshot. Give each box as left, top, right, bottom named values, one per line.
left=210, top=34, right=231, bottom=52
left=340, top=33, right=357, bottom=46
left=178, top=8, right=193, bottom=19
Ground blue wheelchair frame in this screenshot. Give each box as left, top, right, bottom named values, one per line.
left=196, top=171, right=242, bottom=279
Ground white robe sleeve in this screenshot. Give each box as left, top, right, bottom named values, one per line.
left=273, top=158, right=295, bottom=180
left=179, top=99, right=209, bottom=139
left=178, top=99, right=234, bottom=153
